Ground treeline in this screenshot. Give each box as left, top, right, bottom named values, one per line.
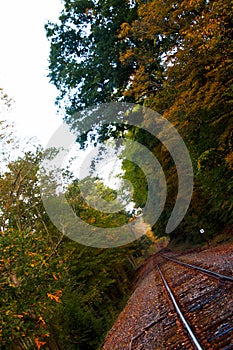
left=46, top=0, right=232, bottom=242
left=0, top=139, right=153, bottom=349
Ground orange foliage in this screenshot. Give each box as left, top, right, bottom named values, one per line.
left=35, top=338, right=46, bottom=350
left=47, top=290, right=62, bottom=303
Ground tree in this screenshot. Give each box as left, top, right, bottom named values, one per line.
left=0, top=228, right=67, bottom=349
left=118, top=0, right=233, bottom=235
left=0, top=87, right=12, bottom=111
left=0, top=88, right=14, bottom=169
left=0, top=151, right=41, bottom=232
left=45, top=0, right=138, bottom=118
left=0, top=149, right=69, bottom=349
left=0, top=146, right=139, bottom=349
left=58, top=243, right=136, bottom=350
left=0, top=90, right=142, bottom=349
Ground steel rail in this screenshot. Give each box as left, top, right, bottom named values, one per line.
left=156, top=264, right=204, bottom=350
left=160, top=255, right=233, bottom=282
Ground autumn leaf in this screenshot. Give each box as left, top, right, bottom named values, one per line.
left=52, top=273, right=58, bottom=281
left=35, top=338, right=46, bottom=350
left=38, top=316, right=46, bottom=326
left=13, top=314, right=24, bottom=319
left=47, top=290, right=62, bottom=303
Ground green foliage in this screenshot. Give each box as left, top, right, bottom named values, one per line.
left=118, top=0, right=233, bottom=240
left=197, top=148, right=233, bottom=224
left=45, top=0, right=232, bottom=248
left=123, top=159, right=147, bottom=208
left=0, top=151, right=42, bottom=232
left=45, top=0, right=138, bottom=117
left=57, top=244, right=135, bottom=349
left=58, top=295, right=104, bottom=350
left=0, top=229, right=67, bottom=347
left=0, top=144, right=137, bottom=349
left=0, top=150, right=67, bottom=348
left=65, top=177, right=129, bottom=228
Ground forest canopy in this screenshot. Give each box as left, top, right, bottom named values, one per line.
left=0, top=0, right=232, bottom=349
left=46, top=0, right=233, bottom=240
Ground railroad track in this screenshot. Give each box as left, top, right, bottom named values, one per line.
left=130, top=254, right=233, bottom=350
left=160, top=254, right=233, bottom=282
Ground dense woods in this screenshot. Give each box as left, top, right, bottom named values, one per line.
left=46, top=0, right=232, bottom=240
left=1, top=0, right=232, bottom=349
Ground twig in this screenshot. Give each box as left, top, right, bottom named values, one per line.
left=129, top=318, right=158, bottom=349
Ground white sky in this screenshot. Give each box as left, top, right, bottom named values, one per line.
left=0, top=0, right=64, bottom=146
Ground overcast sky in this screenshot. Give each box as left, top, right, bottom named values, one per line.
left=0, top=0, right=64, bottom=146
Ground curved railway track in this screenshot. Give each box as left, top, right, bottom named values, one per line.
left=102, top=247, right=233, bottom=350
left=130, top=255, right=233, bottom=350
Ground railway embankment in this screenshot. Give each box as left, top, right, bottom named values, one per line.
left=102, top=239, right=233, bottom=349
